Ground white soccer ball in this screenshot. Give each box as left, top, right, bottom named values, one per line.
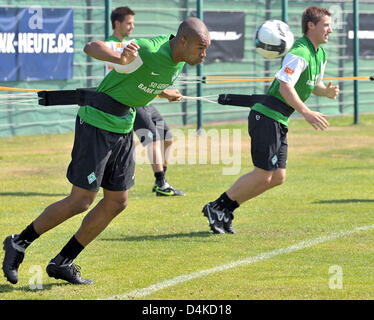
left=255, top=19, right=294, bottom=59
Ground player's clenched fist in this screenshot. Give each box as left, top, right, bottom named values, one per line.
left=120, top=42, right=140, bottom=65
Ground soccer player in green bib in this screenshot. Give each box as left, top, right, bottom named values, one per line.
left=2, top=17, right=210, bottom=285
left=106, top=7, right=185, bottom=197
left=203, top=6, right=339, bottom=234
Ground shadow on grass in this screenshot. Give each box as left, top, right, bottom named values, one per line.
left=0, top=282, right=69, bottom=293
left=314, top=199, right=374, bottom=204
left=0, top=192, right=68, bottom=197
left=100, top=231, right=213, bottom=242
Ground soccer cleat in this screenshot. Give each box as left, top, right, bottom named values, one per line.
left=2, top=234, right=25, bottom=284
left=46, top=258, right=93, bottom=285
left=223, top=211, right=236, bottom=234
left=153, top=180, right=186, bottom=197
left=202, top=202, right=226, bottom=234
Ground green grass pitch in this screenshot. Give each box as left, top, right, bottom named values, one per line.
left=1, top=114, right=374, bottom=300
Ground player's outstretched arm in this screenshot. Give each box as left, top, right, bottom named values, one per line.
left=84, top=40, right=123, bottom=64
left=84, top=40, right=140, bottom=65
left=313, top=81, right=339, bottom=99
left=279, top=80, right=329, bottom=131
left=159, top=88, right=183, bottom=102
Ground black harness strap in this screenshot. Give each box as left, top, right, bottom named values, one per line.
left=218, top=94, right=295, bottom=117
left=38, top=88, right=131, bottom=118
left=76, top=88, right=131, bottom=117
left=38, top=90, right=77, bottom=106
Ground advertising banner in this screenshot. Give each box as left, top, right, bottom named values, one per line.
left=347, top=13, right=374, bottom=57
left=191, top=11, right=245, bottom=63
left=0, top=7, right=74, bottom=81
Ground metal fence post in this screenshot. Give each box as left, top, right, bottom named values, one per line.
left=86, top=0, right=93, bottom=88
left=282, top=0, right=288, bottom=22
left=353, top=0, right=359, bottom=124
left=181, top=0, right=189, bottom=126
left=105, top=0, right=112, bottom=41
left=196, top=0, right=203, bottom=134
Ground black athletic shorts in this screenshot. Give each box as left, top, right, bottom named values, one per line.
left=248, top=110, right=288, bottom=171
left=133, top=105, right=173, bottom=146
left=67, top=116, right=135, bottom=192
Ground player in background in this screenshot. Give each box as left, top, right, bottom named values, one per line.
left=202, top=6, right=339, bottom=234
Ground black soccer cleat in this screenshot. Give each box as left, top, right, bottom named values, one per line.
left=223, top=211, right=236, bottom=234
left=46, top=258, right=93, bottom=285
left=202, top=202, right=226, bottom=234
left=153, top=180, right=186, bottom=197
left=2, top=234, right=25, bottom=284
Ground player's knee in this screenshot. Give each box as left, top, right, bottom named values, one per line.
left=62, top=197, right=93, bottom=217
left=115, top=199, right=128, bottom=213
left=253, top=168, right=273, bottom=187
left=274, top=176, right=286, bottom=187
left=74, top=196, right=95, bottom=214
left=68, top=187, right=97, bottom=214
left=106, top=197, right=129, bottom=216
left=271, top=172, right=286, bottom=187
left=257, top=171, right=285, bottom=189
left=164, top=139, right=173, bottom=148
left=259, top=174, right=273, bottom=186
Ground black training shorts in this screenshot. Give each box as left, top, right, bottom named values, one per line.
left=248, top=110, right=288, bottom=171
left=133, top=105, right=173, bottom=146
left=67, top=116, right=135, bottom=192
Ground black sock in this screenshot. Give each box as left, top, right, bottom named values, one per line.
left=54, top=236, right=84, bottom=264
left=154, top=171, right=165, bottom=180
left=216, top=192, right=239, bottom=212
left=163, top=166, right=168, bottom=174
left=16, top=223, right=40, bottom=249
left=154, top=171, right=165, bottom=186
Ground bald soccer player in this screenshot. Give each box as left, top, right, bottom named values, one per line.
left=2, top=17, right=210, bottom=285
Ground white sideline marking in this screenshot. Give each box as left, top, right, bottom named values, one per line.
left=103, top=225, right=374, bottom=300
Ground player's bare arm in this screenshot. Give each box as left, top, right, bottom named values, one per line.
left=159, top=88, right=183, bottom=102
left=313, top=81, right=339, bottom=99
left=84, top=40, right=139, bottom=65
left=279, top=80, right=329, bottom=130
